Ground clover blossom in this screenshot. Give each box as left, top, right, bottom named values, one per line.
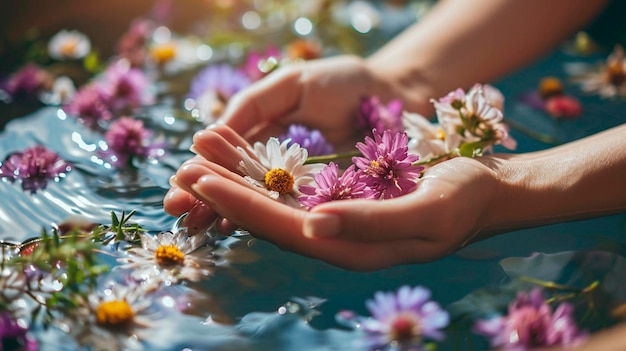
left=0, top=312, right=38, bottom=351
left=299, top=163, right=376, bottom=209
left=352, top=129, right=422, bottom=199
left=237, top=137, right=325, bottom=208
left=0, top=146, right=73, bottom=193
left=354, top=285, right=449, bottom=351
left=1, top=64, right=53, bottom=101
left=64, top=84, right=113, bottom=128
left=47, top=29, right=92, bottom=60
left=279, top=124, right=334, bottom=157
left=187, top=63, right=251, bottom=122
left=357, top=96, right=404, bottom=135
left=98, top=60, right=154, bottom=111
left=474, top=288, right=587, bottom=350
left=99, top=117, right=166, bottom=168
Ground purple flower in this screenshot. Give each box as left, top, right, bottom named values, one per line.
left=0, top=312, right=38, bottom=351
left=362, top=285, right=449, bottom=350
left=474, top=288, right=587, bottom=350
left=98, top=60, right=154, bottom=111
left=299, top=163, right=376, bottom=209
left=187, top=63, right=251, bottom=122
left=352, top=129, right=423, bottom=199
left=64, top=84, right=113, bottom=128
left=279, top=124, right=334, bottom=157
left=0, top=146, right=73, bottom=193
left=357, top=96, right=404, bottom=135
left=99, top=117, right=165, bottom=168
left=1, top=64, right=53, bottom=100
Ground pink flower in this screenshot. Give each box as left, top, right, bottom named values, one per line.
left=545, top=95, right=583, bottom=119
left=357, top=96, right=404, bottom=135
left=98, top=60, right=154, bottom=110
left=2, top=64, right=53, bottom=100
left=474, top=288, right=587, bottom=350
left=299, top=163, right=376, bottom=209
left=64, top=84, right=113, bottom=128
left=242, top=46, right=282, bottom=81
left=352, top=129, right=423, bottom=199
left=100, top=117, right=165, bottom=168
left=0, top=146, right=72, bottom=193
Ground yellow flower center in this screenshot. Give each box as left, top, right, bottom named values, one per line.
left=60, top=39, right=79, bottom=57
left=538, top=77, right=563, bottom=99
left=264, top=168, right=294, bottom=195
left=435, top=128, right=446, bottom=140
left=607, top=59, right=626, bottom=86
left=96, top=300, right=135, bottom=326
left=154, top=245, right=185, bottom=266
left=150, top=43, right=177, bottom=64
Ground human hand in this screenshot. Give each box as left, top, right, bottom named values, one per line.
left=165, top=125, right=505, bottom=271
left=216, top=54, right=433, bottom=151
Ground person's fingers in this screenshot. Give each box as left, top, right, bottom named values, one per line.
left=163, top=183, right=197, bottom=216
left=190, top=128, right=248, bottom=173
left=187, top=174, right=447, bottom=270
left=219, top=66, right=303, bottom=137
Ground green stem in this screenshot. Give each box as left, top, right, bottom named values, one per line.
left=304, top=149, right=362, bottom=164
left=413, top=152, right=454, bottom=166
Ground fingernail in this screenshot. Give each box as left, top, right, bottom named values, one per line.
left=184, top=201, right=217, bottom=236
left=206, top=121, right=223, bottom=130
left=303, top=212, right=340, bottom=238
left=168, top=175, right=178, bottom=188
left=189, top=144, right=198, bottom=154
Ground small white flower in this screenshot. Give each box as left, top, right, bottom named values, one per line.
left=48, top=29, right=91, bottom=60
left=237, top=137, right=325, bottom=208
left=118, top=231, right=215, bottom=284
left=402, top=111, right=452, bottom=161
left=64, top=283, right=156, bottom=351
left=0, top=268, right=27, bottom=303
left=566, top=45, right=626, bottom=98
left=40, top=75, right=76, bottom=105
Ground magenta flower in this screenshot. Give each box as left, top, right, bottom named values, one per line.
left=352, top=129, right=423, bottom=199
left=474, top=288, right=587, bottom=350
left=357, top=96, right=404, bottom=135
left=0, top=146, right=73, bottom=193
left=1, top=64, right=53, bottom=100
left=299, top=163, right=376, bottom=209
left=99, top=117, right=165, bottom=168
left=98, top=60, right=154, bottom=111
left=279, top=124, right=334, bottom=157
left=0, top=312, right=38, bottom=351
left=545, top=95, right=583, bottom=119
left=64, top=84, right=113, bottom=128
left=362, top=285, right=449, bottom=350
left=242, top=46, right=282, bottom=81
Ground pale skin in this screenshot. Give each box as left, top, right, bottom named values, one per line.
left=164, top=0, right=626, bottom=348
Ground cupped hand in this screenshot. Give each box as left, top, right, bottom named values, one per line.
left=217, top=54, right=432, bottom=151
left=165, top=125, right=506, bottom=271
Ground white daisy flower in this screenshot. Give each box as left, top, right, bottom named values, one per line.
left=40, top=75, right=76, bottom=105
left=64, top=283, right=156, bottom=351
left=0, top=268, right=28, bottom=304
left=48, top=29, right=91, bottom=60
left=237, top=137, right=325, bottom=208
left=566, top=44, right=626, bottom=98
left=117, top=230, right=215, bottom=284
left=402, top=111, right=452, bottom=161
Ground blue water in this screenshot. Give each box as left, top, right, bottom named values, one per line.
left=1, top=45, right=625, bottom=350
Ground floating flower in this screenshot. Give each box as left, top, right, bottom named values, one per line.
left=0, top=312, right=38, bottom=351
left=299, top=163, right=376, bottom=209
left=566, top=45, right=626, bottom=98
left=242, top=46, right=282, bottom=81
left=403, top=111, right=452, bottom=161
left=40, top=76, right=76, bottom=105
left=64, top=84, right=113, bottom=128
left=352, top=129, right=422, bottom=199
left=187, top=63, right=251, bottom=122
left=357, top=96, right=404, bottom=135
left=47, top=29, right=91, bottom=60
left=545, top=95, right=583, bottom=119
left=0, top=146, right=73, bottom=193
left=237, top=137, right=325, bottom=208
left=356, top=285, right=449, bottom=351
left=1, top=64, right=53, bottom=101
left=98, top=60, right=154, bottom=111
left=474, top=288, right=587, bottom=350
left=65, top=282, right=157, bottom=351
left=279, top=124, right=334, bottom=157
left=118, top=230, right=215, bottom=284
left=99, top=117, right=166, bottom=168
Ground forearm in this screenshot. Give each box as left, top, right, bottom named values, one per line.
left=366, top=0, right=608, bottom=113
left=480, top=124, right=626, bottom=237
